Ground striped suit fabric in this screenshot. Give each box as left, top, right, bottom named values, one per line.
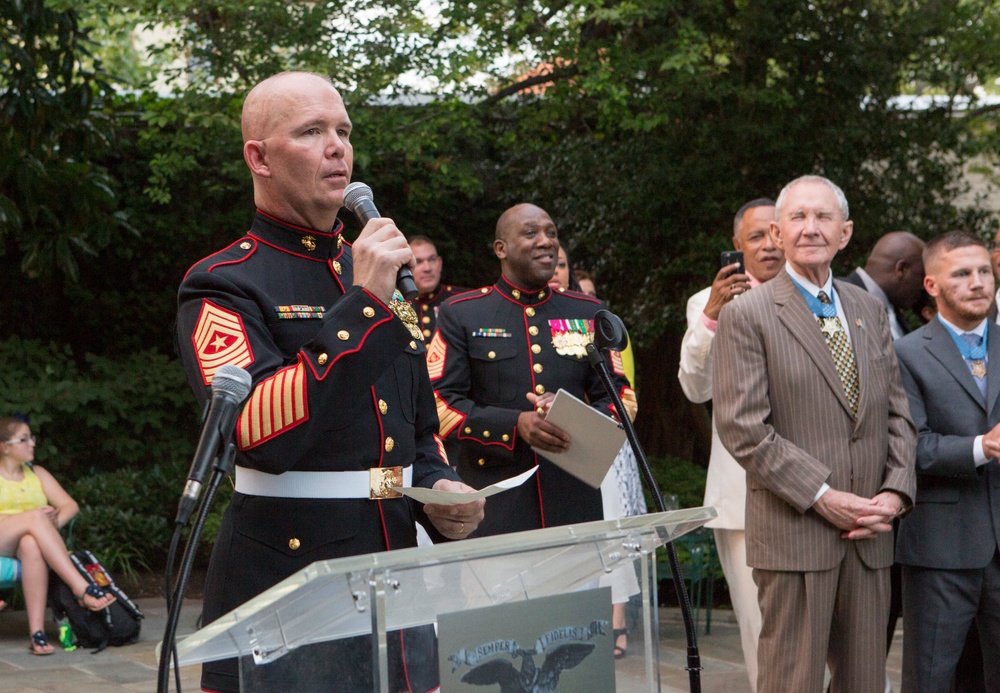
left=713, top=270, right=916, bottom=693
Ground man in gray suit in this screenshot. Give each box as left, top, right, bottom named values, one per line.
left=714, top=175, right=916, bottom=693
left=894, top=231, right=1000, bottom=692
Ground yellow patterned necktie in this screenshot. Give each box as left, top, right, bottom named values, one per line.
left=816, top=290, right=859, bottom=415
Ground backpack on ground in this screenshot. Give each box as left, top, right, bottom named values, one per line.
left=48, top=549, right=144, bottom=652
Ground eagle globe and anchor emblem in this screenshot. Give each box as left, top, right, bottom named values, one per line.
left=447, top=620, right=608, bottom=692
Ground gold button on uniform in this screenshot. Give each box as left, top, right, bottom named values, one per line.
left=526, top=307, right=536, bottom=317
left=240, top=241, right=252, bottom=250
left=289, top=538, right=301, bottom=550
left=379, top=399, right=388, bottom=415
left=332, top=260, right=342, bottom=275
left=477, top=458, right=485, bottom=466
left=363, top=306, right=376, bottom=318
left=535, top=384, right=545, bottom=395
left=531, top=344, right=541, bottom=354
left=338, top=330, right=350, bottom=341
left=488, top=351, right=496, bottom=359
left=481, top=287, right=489, bottom=294
left=385, top=437, right=395, bottom=452
left=464, top=427, right=472, bottom=434
left=423, top=329, right=431, bottom=338
left=533, top=363, right=543, bottom=373
left=529, top=326, right=539, bottom=336
left=483, top=431, right=491, bottom=438
left=422, top=316, right=431, bottom=324
left=502, top=434, right=510, bottom=442
left=512, top=289, right=521, bottom=300
left=318, top=353, right=328, bottom=365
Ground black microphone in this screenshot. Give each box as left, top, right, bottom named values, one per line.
left=593, top=309, right=629, bottom=351
left=175, top=364, right=252, bottom=525
left=342, top=181, right=419, bottom=300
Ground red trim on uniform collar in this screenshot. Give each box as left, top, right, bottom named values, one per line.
left=255, top=209, right=343, bottom=237
left=496, top=274, right=551, bottom=305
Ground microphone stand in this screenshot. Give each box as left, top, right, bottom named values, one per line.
left=586, top=341, right=703, bottom=693
left=157, top=443, right=237, bottom=693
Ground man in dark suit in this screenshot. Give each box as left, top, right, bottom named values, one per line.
left=714, top=175, right=916, bottom=693
left=841, top=231, right=925, bottom=339
left=894, top=231, right=1000, bottom=692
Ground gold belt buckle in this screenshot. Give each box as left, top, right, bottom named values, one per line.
left=369, top=467, right=404, bottom=500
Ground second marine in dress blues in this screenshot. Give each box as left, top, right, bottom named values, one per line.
left=429, top=204, right=636, bottom=536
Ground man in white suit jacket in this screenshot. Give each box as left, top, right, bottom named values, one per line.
left=678, top=197, right=782, bottom=692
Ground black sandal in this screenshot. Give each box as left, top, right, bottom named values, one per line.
left=77, top=583, right=115, bottom=611
left=29, top=630, right=54, bottom=656
left=613, top=627, right=628, bottom=659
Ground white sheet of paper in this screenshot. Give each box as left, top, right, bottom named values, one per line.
left=532, top=389, right=627, bottom=488
left=394, top=465, right=538, bottom=506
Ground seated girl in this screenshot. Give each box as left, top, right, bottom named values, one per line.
left=0, top=417, right=115, bottom=655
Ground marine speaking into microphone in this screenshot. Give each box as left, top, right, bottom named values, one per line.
left=175, top=364, right=251, bottom=526
left=343, top=181, right=419, bottom=300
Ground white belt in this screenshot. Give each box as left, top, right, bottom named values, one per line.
left=234, top=465, right=413, bottom=499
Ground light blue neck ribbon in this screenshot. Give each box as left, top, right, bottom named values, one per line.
left=790, top=279, right=837, bottom=319
left=940, top=320, right=988, bottom=362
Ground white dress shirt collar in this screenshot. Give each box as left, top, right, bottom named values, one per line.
left=937, top=314, right=987, bottom=338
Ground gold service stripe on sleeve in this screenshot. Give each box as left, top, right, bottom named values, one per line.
left=237, top=362, right=308, bottom=449
left=435, top=392, right=464, bottom=438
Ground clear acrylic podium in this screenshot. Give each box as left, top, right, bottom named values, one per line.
left=169, top=506, right=716, bottom=692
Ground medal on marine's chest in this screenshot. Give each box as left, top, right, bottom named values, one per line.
left=549, top=319, right=595, bottom=358
left=389, top=291, right=423, bottom=341
left=972, top=360, right=987, bottom=379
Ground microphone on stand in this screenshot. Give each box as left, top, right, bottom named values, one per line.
left=586, top=309, right=703, bottom=692
left=175, top=364, right=252, bottom=526
left=342, top=181, right=419, bottom=300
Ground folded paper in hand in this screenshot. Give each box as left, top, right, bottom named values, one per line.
left=393, top=466, right=538, bottom=506
left=532, top=389, right=627, bottom=488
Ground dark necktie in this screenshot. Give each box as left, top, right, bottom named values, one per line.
left=817, top=290, right=859, bottom=415
left=961, top=332, right=987, bottom=399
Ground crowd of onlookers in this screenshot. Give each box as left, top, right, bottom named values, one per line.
left=680, top=176, right=1000, bottom=693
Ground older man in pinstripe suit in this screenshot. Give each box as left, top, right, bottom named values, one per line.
left=713, top=175, right=916, bottom=693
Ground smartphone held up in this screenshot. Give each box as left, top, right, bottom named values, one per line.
left=720, top=250, right=744, bottom=275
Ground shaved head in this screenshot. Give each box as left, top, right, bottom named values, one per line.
left=862, top=231, right=926, bottom=310
left=866, top=231, right=925, bottom=272
left=239, top=70, right=352, bottom=231
left=241, top=71, right=339, bottom=143
left=493, top=203, right=559, bottom=289
left=496, top=203, right=548, bottom=242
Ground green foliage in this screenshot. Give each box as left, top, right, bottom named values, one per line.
left=0, top=337, right=198, bottom=475
left=66, top=460, right=230, bottom=578
left=645, top=455, right=707, bottom=512
left=0, top=0, right=129, bottom=281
